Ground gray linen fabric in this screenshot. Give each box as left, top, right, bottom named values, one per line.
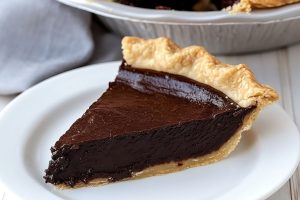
left=0, top=0, right=121, bottom=95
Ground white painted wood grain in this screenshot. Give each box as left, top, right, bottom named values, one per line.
left=0, top=97, right=13, bottom=200
left=0, top=187, right=4, bottom=200
left=287, top=43, right=300, bottom=130
left=287, top=44, right=300, bottom=200
left=268, top=183, right=294, bottom=200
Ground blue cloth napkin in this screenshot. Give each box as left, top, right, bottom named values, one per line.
left=0, top=0, right=121, bottom=95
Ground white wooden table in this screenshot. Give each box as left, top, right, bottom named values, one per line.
left=0, top=44, right=299, bottom=200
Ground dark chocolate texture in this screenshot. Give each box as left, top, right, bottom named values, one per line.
left=211, top=0, right=240, bottom=10
left=44, top=61, right=254, bottom=187
left=116, top=0, right=238, bottom=10
left=116, top=0, right=199, bottom=10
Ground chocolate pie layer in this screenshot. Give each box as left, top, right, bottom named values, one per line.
left=44, top=61, right=254, bottom=187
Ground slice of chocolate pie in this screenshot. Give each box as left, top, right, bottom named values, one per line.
left=44, top=37, right=278, bottom=188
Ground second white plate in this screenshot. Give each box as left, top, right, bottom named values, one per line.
left=0, top=61, right=299, bottom=200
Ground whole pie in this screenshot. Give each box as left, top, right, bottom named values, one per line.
left=115, top=0, right=300, bottom=12
left=44, top=37, right=278, bottom=188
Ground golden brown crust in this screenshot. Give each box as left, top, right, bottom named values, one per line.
left=225, top=0, right=252, bottom=13
left=227, top=0, right=300, bottom=12
left=249, top=0, right=300, bottom=8
left=122, top=36, right=278, bottom=108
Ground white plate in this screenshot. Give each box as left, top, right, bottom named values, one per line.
left=0, top=61, right=299, bottom=200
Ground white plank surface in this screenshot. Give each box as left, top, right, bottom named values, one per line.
left=0, top=44, right=299, bottom=200
left=0, top=187, right=4, bottom=200
left=287, top=44, right=300, bottom=200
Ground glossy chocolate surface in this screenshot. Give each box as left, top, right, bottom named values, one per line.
left=44, top=61, right=254, bottom=186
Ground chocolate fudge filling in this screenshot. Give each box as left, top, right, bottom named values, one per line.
left=115, top=0, right=238, bottom=10
left=44, top=61, right=254, bottom=187
left=116, top=0, right=200, bottom=10
left=211, top=0, right=239, bottom=10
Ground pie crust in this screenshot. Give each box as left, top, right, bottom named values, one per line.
left=228, top=0, right=300, bottom=12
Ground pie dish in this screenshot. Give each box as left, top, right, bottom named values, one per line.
left=57, top=0, right=300, bottom=54
left=44, top=37, right=278, bottom=188
left=114, top=0, right=300, bottom=12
